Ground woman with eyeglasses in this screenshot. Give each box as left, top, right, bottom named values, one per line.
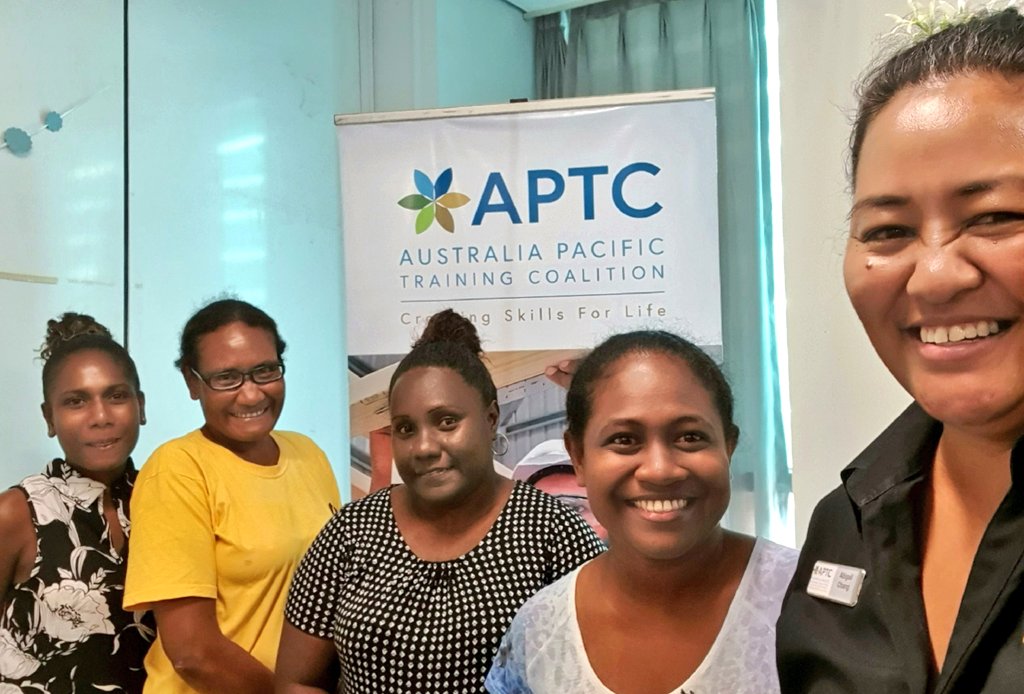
left=124, top=299, right=339, bottom=694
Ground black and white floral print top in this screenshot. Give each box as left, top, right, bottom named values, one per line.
left=0, top=459, right=155, bottom=694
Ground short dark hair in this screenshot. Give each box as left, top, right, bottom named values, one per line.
left=565, top=330, right=738, bottom=448
left=850, top=8, right=1024, bottom=181
left=175, top=298, right=287, bottom=371
left=40, top=313, right=140, bottom=400
left=389, top=309, right=497, bottom=411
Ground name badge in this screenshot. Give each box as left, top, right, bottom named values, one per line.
left=806, top=560, right=866, bottom=607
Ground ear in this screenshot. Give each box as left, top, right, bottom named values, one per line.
left=138, top=391, right=147, bottom=426
left=485, top=400, right=499, bottom=435
left=564, top=431, right=586, bottom=487
left=183, top=368, right=201, bottom=401
left=41, top=402, right=56, bottom=438
left=726, top=425, right=740, bottom=458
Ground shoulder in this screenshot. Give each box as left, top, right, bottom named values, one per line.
left=137, top=430, right=209, bottom=481
left=748, top=537, right=799, bottom=595
left=0, top=487, right=32, bottom=536
left=493, top=568, right=582, bottom=683
left=508, top=482, right=580, bottom=525
left=509, top=483, right=603, bottom=546
left=803, top=485, right=859, bottom=548
left=316, top=487, right=393, bottom=543
left=514, top=567, right=578, bottom=626
left=273, top=430, right=326, bottom=458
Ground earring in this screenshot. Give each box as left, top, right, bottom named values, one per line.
left=491, top=431, right=510, bottom=457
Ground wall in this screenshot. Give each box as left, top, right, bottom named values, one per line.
left=777, top=0, right=912, bottom=543
left=127, top=0, right=359, bottom=483
left=367, top=0, right=535, bottom=111
left=0, top=0, right=532, bottom=491
left=0, top=0, right=125, bottom=485
left=436, top=0, right=535, bottom=106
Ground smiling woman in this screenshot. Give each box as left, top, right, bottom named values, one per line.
left=123, top=299, right=339, bottom=694
left=275, top=309, right=603, bottom=694
left=486, top=331, right=797, bottom=694
left=776, top=8, right=1024, bottom=692
left=0, top=313, right=154, bottom=693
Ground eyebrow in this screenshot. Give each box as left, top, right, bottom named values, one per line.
left=850, top=195, right=910, bottom=215
left=953, top=178, right=1024, bottom=197
left=390, top=405, right=462, bottom=420
left=57, top=383, right=131, bottom=397
left=851, top=177, right=1024, bottom=215
left=601, top=414, right=712, bottom=429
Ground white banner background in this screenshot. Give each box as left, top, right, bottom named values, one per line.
left=339, top=92, right=722, bottom=355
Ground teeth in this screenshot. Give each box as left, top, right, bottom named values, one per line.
left=633, top=498, right=689, bottom=513
left=920, top=321, right=1002, bottom=344
left=232, top=407, right=268, bottom=419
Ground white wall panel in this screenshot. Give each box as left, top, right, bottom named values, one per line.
left=777, top=0, right=912, bottom=543
left=127, top=1, right=359, bottom=486
left=0, top=1, right=124, bottom=487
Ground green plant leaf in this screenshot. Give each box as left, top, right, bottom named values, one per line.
left=437, top=192, right=470, bottom=209
left=415, top=204, right=435, bottom=234
left=398, top=194, right=431, bottom=210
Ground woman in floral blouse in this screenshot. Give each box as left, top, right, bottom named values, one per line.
left=0, top=313, right=154, bottom=693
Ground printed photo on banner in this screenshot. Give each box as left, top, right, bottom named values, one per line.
left=339, top=92, right=723, bottom=527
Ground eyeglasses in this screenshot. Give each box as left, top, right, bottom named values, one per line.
left=190, top=362, right=285, bottom=391
left=551, top=494, right=589, bottom=515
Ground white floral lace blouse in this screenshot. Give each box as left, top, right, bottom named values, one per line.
left=486, top=537, right=798, bottom=694
left=0, top=459, right=155, bottom=693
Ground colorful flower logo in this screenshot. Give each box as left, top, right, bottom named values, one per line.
left=397, top=168, right=471, bottom=234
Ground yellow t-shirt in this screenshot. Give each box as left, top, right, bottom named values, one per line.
left=123, top=429, right=340, bottom=693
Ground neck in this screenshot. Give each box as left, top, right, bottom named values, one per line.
left=406, top=473, right=506, bottom=531
left=933, top=426, right=1016, bottom=519
left=600, top=527, right=733, bottom=605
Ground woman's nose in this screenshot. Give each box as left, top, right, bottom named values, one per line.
left=905, top=237, right=983, bottom=305
left=88, top=400, right=113, bottom=427
left=235, top=378, right=264, bottom=403
left=633, top=442, right=686, bottom=485
left=411, top=429, right=440, bottom=458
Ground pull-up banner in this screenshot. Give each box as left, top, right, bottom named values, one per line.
left=338, top=90, right=721, bottom=499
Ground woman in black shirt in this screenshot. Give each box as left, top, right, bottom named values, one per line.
left=777, top=8, right=1024, bottom=692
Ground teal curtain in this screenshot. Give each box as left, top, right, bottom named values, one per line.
left=534, top=13, right=567, bottom=99
left=551, top=0, right=788, bottom=539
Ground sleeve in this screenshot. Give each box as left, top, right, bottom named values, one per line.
left=485, top=610, right=534, bottom=694
left=543, top=502, right=605, bottom=582
left=284, top=511, right=350, bottom=638
left=123, top=446, right=217, bottom=610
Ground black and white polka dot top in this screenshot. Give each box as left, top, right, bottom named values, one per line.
left=285, top=481, right=604, bottom=693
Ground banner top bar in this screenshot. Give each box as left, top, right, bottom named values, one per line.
left=334, top=88, right=715, bottom=126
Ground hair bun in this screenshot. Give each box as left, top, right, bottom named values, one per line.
left=41, top=313, right=112, bottom=361
left=413, top=309, right=483, bottom=355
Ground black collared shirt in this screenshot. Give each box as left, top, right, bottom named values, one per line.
left=776, top=403, right=1024, bottom=693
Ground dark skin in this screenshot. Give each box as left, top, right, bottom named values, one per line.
left=275, top=366, right=510, bottom=693
left=2, top=351, right=140, bottom=605
left=149, top=323, right=286, bottom=694
left=565, top=351, right=752, bottom=693
left=575, top=531, right=753, bottom=693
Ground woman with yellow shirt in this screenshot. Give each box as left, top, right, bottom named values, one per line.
left=124, top=299, right=339, bottom=694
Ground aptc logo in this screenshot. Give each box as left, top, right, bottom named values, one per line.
left=397, top=168, right=471, bottom=234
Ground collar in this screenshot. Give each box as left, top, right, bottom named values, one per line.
left=841, top=402, right=1024, bottom=511
left=44, top=457, right=138, bottom=508
left=840, top=403, right=941, bottom=511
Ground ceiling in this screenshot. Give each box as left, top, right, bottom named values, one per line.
left=504, top=1, right=603, bottom=18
